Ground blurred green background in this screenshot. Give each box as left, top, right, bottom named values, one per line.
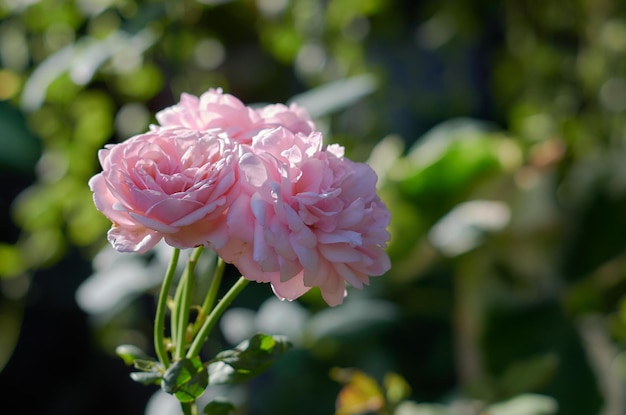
left=2, top=0, right=626, bottom=414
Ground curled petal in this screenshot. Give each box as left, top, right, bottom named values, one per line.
left=107, top=225, right=161, bottom=253
left=270, top=271, right=311, bottom=301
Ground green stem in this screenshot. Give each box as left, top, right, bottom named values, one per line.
left=186, top=276, right=250, bottom=359
left=173, top=270, right=190, bottom=359
left=174, top=247, right=204, bottom=360
left=180, top=401, right=195, bottom=415
left=191, top=257, right=226, bottom=338
left=169, top=268, right=183, bottom=355
left=154, top=247, right=180, bottom=369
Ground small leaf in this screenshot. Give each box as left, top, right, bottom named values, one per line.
left=162, top=358, right=208, bottom=403
left=115, top=343, right=152, bottom=365
left=203, top=398, right=236, bottom=415
left=134, top=359, right=159, bottom=372
left=130, top=371, right=163, bottom=386
left=127, top=357, right=163, bottom=386
left=208, top=333, right=292, bottom=385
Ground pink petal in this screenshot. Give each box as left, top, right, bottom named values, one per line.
left=129, top=212, right=179, bottom=233
left=270, top=271, right=310, bottom=301
left=107, top=225, right=161, bottom=253
left=289, top=233, right=318, bottom=270
left=318, top=244, right=363, bottom=263
left=333, top=262, right=366, bottom=288
left=318, top=276, right=347, bottom=307
left=317, top=230, right=362, bottom=245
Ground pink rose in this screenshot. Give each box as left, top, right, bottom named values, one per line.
left=219, top=127, right=325, bottom=254
left=155, top=88, right=315, bottom=144
left=155, top=88, right=261, bottom=142
left=218, top=143, right=391, bottom=306
left=247, top=127, right=324, bottom=183
left=255, top=103, right=316, bottom=136
left=90, top=86, right=391, bottom=306
left=89, top=127, right=240, bottom=253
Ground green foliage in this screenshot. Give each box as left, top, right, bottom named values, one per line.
left=115, top=344, right=152, bottom=366
left=203, top=398, right=236, bottom=415
left=115, top=333, right=290, bottom=409
left=129, top=359, right=164, bottom=386
left=209, top=333, right=292, bottom=385
left=162, top=357, right=209, bottom=403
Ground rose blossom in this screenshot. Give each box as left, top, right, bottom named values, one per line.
left=90, top=86, right=391, bottom=306
left=155, top=88, right=315, bottom=144
left=155, top=88, right=260, bottom=142
left=218, top=139, right=391, bottom=306
left=89, top=127, right=240, bottom=253
left=255, top=103, right=315, bottom=136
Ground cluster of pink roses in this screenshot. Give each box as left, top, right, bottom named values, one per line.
left=89, top=88, right=391, bottom=306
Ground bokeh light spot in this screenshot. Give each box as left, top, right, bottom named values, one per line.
left=194, top=38, right=225, bottom=70
left=0, top=70, right=21, bottom=100
left=115, top=103, right=150, bottom=138
left=256, top=0, right=288, bottom=17
left=599, top=78, right=626, bottom=113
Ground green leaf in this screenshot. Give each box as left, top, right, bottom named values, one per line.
left=130, top=371, right=163, bottom=386
left=397, top=119, right=513, bottom=224
left=162, top=357, right=208, bottom=403
left=115, top=344, right=152, bottom=366
left=203, top=398, right=236, bottom=415
left=134, top=359, right=159, bottom=372
left=208, top=333, right=292, bottom=385
left=127, top=356, right=164, bottom=386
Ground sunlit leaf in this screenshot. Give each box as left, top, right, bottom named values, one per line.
left=115, top=344, right=152, bottom=366
left=395, top=120, right=519, bottom=228
left=130, top=371, right=163, bottom=386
